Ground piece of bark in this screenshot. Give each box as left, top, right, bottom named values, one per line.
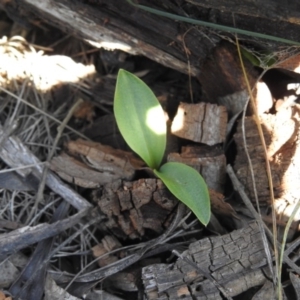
left=51, top=139, right=144, bottom=188
left=51, top=153, right=117, bottom=188
left=142, top=221, right=270, bottom=299
left=218, top=90, right=249, bottom=118
left=171, top=102, right=227, bottom=145
left=234, top=104, right=300, bottom=239
left=92, top=235, right=122, bottom=267
left=168, top=145, right=226, bottom=193
left=93, top=178, right=178, bottom=240
left=198, top=41, right=258, bottom=103
left=276, top=53, right=300, bottom=74
left=209, top=189, right=237, bottom=218
left=67, top=139, right=144, bottom=173
left=104, top=271, right=138, bottom=292
left=234, top=108, right=300, bottom=202
left=218, top=81, right=274, bottom=118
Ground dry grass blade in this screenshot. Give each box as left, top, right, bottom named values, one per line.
left=235, top=38, right=277, bottom=288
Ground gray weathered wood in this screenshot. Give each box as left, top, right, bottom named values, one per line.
left=0, top=125, right=92, bottom=210
left=0, top=208, right=91, bottom=260
left=1, top=0, right=299, bottom=81
left=142, top=221, right=270, bottom=299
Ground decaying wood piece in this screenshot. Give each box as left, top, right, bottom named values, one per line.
left=219, top=80, right=274, bottom=118
left=51, top=139, right=144, bottom=188
left=171, top=102, right=227, bottom=145
left=142, top=221, right=270, bottom=299
left=168, top=145, right=226, bottom=193
left=185, top=0, right=300, bottom=56
left=209, top=189, right=237, bottom=218
left=0, top=124, right=91, bottom=210
left=51, top=153, right=113, bottom=188
left=2, top=0, right=218, bottom=76
left=92, top=235, right=122, bottom=267
left=198, top=41, right=258, bottom=104
left=186, top=0, right=300, bottom=25
left=93, top=178, right=178, bottom=240
left=2, top=0, right=300, bottom=79
left=234, top=104, right=300, bottom=238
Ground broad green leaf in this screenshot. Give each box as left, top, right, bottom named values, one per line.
left=154, top=162, right=211, bottom=225
left=114, top=69, right=166, bottom=169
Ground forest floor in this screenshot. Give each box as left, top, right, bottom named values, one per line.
left=1, top=7, right=300, bottom=300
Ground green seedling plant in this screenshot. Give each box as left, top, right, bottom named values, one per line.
left=114, top=69, right=210, bottom=225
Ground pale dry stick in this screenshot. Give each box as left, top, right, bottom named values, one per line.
left=25, top=99, right=84, bottom=223
left=0, top=163, right=45, bottom=174
left=0, top=124, right=91, bottom=210
left=0, top=207, right=92, bottom=260
left=235, top=38, right=278, bottom=286
left=0, top=86, right=90, bottom=141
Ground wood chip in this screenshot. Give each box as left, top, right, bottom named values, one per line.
left=234, top=105, right=300, bottom=240
left=51, top=139, right=144, bottom=188
left=171, top=102, right=227, bottom=145
left=93, top=178, right=178, bottom=240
